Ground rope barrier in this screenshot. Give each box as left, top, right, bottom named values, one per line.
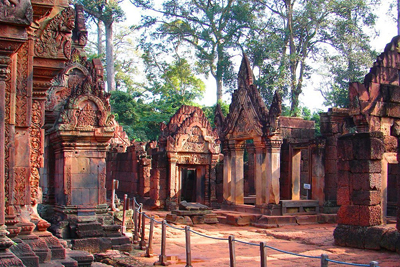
left=128, top=199, right=380, bottom=267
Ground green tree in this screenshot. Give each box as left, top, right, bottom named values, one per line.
left=247, top=0, right=378, bottom=115
left=319, top=0, right=378, bottom=107
left=75, top=0, right=125, bottom=92
left=131, top=0, right=263, bottom=103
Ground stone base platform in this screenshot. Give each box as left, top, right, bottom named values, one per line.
left=214, top=210, right=337, bottom=227
left=334, top=224, right=400, bottom=253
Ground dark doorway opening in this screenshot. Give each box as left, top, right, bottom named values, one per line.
left=181, top=168, right=196, bottom=202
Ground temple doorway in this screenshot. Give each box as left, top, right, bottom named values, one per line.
left=180, top=166, right=206, bottom=204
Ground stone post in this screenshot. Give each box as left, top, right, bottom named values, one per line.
left=223, top=142, right=232, bottom=203
left=254, top=139, right=267, bottom=206
left=168, top=153, right=178, bottom=209
left=291, top=148, right=301, bottom=200
left=230, top=141, right=245, bottom=205
left=266, top=138, right=283, bottom=204
left=311, top=139, right=326, bottom=206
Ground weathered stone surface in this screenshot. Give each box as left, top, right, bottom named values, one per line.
left=380, top=228, right=400, bottom=251
left=71, top=238, right=112, bottom=253
left=351, top=190, right=381, bottom=206
left=179, top=201, right=211, bottom=211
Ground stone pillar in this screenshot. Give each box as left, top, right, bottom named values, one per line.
left=168, top=153, right=178, bottom=208
left=230, top=141, right=245, bottom=205
left=210, top=154, right=219, bottom=204
left=254, top=140, right=267, bottom=206
left=266, top=138, right=282, bottom=204
left=291, top=148, right=301, bottom=200
left=336, top=132, right=384, bottom=226
left=223, top=142, right=232, bottom=203
left=311, top=139, right=325, bottom=206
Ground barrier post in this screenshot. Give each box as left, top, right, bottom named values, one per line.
left=140, top=212, right=147, bottom=250
left=321, top=254, right=328, bottom=267
left=145, top=217, right=154, bottom=257
left=260, top=242, right=267, bottom=267
left=228, top=235, right=236, bottom=267
left=133, top=198, right=139, bottom=243
left=185, top=226, right=192, bottom=267
left=138, top=203, right=143, bottom=237
left=121, top=194, right=127, bottom=234
left=369, top=261, right=378, bottom=267
left=154, top=220, right=169, bottom=266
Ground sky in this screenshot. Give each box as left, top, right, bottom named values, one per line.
left=121, top=1, right=398, bottom=112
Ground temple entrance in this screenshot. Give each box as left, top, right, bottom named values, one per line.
left=181, top=168, right=197, bottom=202
left=387, top=163, right=398, bottom=217
left=180, top=166, right=206, bottom=204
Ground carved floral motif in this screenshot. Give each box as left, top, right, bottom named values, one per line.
left=14, top=167, right=28, bottom=205
left=0, top=0, right=32, bottom=25
left=30, top=100, right=43, bottom=205
left=16, top=41, right=29, bottom=127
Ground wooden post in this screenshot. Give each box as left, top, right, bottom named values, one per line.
left=369, top=262, right=378, bottom=267
left=260, top=242, right=267, bottom=267
left=154, top=220, right=169, bottom=266
left=229, top=235, right=236, bottom=267
left=321, top=254, right=328, bottom=267
left=140, top=212, right=147, bottom=250
left=145, top=217, right=154, bottom=257
left=185, top=226, right=192, bottom=267
left=138, top=203, right=143, bottom=237
left=111, top=179, right=119, bottom=211
left=121, top=194, right=127, bottom=234
left=133, top=199, right=139, bottom=244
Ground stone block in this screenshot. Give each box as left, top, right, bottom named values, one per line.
left=226, top=214, right=251, bottom=226
left=337, top=187, right=350, bottom=206
left=317, top=213, right=337, bottom=224
left=380, top=227, right=399, bottom=251
left=386, top=102, right=400, bottom=118
left=204, top=214, right=219, bottom=224
left=294, top=215, right=318, bottom=225
left=334, top=225, right=365, bottom=249
left=384, top=135, right=398, bottom=152
left=337, top=170, right=349, bottom=187
left=192, top=216, right=205, bottom=224
left=337, top=205, right=360, bottom=225
left=359, top=205, right=382, bottom=226
left=351, top=190, right=381, bottom=206
left=364, top=226, right=386, bottom=250
left=337, top=139, right=353, bottom=160
left=349, top=160, right=381, bottom=174
left=71, top=238, right=112, bottom=253
left=353, top=137, right=384, bottom=160
left=325, top=159, right=338, bottom=174
left=352, top=173, right=381, bottom=191
left=256, top=215, right=297, bottom=227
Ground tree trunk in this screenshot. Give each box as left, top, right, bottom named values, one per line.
left=105, top=21, right=115, bottom=92
left=286, top=0, right=298, bottom=116
left=216, top=44, right=223, bottom=103
left=97, top=19, right=104, bottom=56
left=398, top=0, right=400, bottom=35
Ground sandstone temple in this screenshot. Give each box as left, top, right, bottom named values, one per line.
left=0, top=1, right=399, bottom=266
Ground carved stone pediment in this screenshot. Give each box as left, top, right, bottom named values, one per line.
left=0, top=0, right=32, bottom=25
left=34, top=7, right=75, bottom=60
left=160, top=105, right=221, bottom=155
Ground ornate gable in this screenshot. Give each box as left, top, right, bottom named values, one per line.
left=160, top=105, right=220, bottom=154
left=223, top=54, right=281, bottom=140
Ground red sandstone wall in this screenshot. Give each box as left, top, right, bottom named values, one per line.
left=106, top=146, right=138, bottom=198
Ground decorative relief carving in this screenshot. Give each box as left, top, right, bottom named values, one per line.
left=16, top=41, right=29, bottom=127
left=4, top=63, right=11, bottom=208
left=98, top=171, right=106, bottom=204
left=30, top=100, right=43, bottom=205
left=14, top=167, right=28, bottom=205
left=0, top=0, right=32, bottom=25
left=65, top=165, right=71, bottom=205
left=177, top=154, right=210, bottom=165
left=34, top=7, right=75, bottom=59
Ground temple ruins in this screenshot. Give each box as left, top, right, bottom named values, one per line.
left=0, top=1, right=399, bottom=265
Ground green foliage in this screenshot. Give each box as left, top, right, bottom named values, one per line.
left=202, top=100, right=229, bottom=128
left=131, top=0, right=264, bottom=102
left=74, top=0, right=125, bottom=24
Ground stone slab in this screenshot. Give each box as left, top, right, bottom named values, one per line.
left=256, top=215, right=297, bottom=227
left=172, top=210, right=211, bottom=216
left=295, top=215, right=319, bottom=225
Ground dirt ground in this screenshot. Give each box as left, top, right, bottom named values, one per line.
left=97, top=211, right=400, bottom=267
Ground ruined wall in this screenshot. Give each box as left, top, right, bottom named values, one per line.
left=320, top=108, right=351, bottom=205
left=278, top=117, right=315, bottom=200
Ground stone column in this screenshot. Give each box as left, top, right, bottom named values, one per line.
left=291, top=148, right=301, bottom=200
left=210, top=154, right=219, bottom=204
left=0, top=56, right=11, bottom=226
left=311, top=139, right=325, bottom=206
left=266, top=138, right=283, bottom=204
left=254, top=139, right=267, bottom=206
left=223, top=142, right=232, bottom=203
left=230, top=141, right=245, bottom=205
left=168, top=153, right=178, bottom=208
